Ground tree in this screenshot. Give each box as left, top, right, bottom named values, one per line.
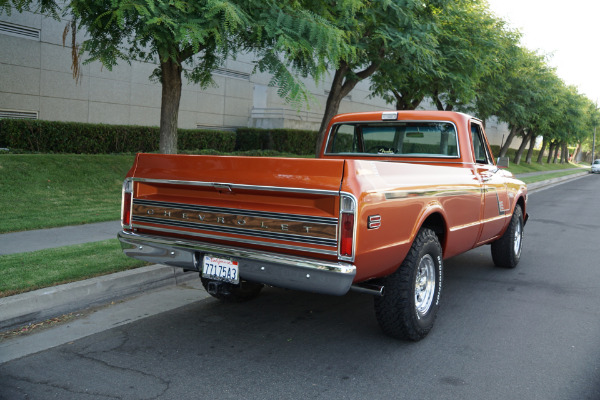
left=427, top=1, right=508, bottom=112
left=314, top=0, right=444, bottom=154
left=369, top=0, right=515, bottom=116
left=492, top=48, right=558, bottom=160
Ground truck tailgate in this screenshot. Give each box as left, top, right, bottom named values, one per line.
left=125, top=154, right=346, bottom=259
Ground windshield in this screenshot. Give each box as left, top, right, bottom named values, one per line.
left=594, top=160, right=600, bottom=165
left=325, top=121, right=459, bottom=158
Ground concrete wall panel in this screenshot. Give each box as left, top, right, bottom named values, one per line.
left=176, top=110, right=198, bottom=129
left=131, top=61, right=158, bottom=85
left=89, top=76, right=131, bottom=105
left=0, top=92, right=40, bottom=112
left=0, top=35, right=40, bottom=67
left=39, top=97, right=88, bottom=122
left=40, top=17, right=68, bottom=46
left=225, top=79, right=253, bottom=100
left=128, top=106, right=159, bottom=127
left=0, top=11, right=41, bottom=29
left=40, top=42, right=86, bottom=74
left=195, top=112, right=224, bottom=128
left=40, top=69, right=88, bottom=101
left=223, top=97, right=251, bottom=119
left=197, top=93, right=225, bottom=116
left=88, top=60, right=131, bottom=82
left=179, top=89, right=198, bottom=112
left=0, top=63, right=40, bottom=96
left=130, top=84, right=161, bottom=108
left=88, top=101, right=129, bottom=125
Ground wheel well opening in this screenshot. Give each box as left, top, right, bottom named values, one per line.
left=421, top=213, right=447, bottom=255
left=516, top=196, right=525, bottom=212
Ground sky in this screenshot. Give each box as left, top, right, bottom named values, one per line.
left=486, top=0, right=600, bottom=104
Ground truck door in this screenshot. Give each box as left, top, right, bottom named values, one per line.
left=471, top=122, right=511, bottom=244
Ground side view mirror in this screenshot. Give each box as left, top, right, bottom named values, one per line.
left=497, top=156, right=509, bottom=169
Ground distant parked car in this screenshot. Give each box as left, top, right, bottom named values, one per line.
left=592, top=159, right=600, bottom=174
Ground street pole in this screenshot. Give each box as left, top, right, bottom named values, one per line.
left=593, top=124, right=596, bottom=162
left=593, top=101, right=597, bottom=162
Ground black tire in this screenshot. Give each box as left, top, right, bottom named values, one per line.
left=374, top=228, right=443, bottom=341
left=491, top=204, right=524, bottom=269
left=200, top=277, right=263, bottom=302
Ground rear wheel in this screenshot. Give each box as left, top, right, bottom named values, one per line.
left=200, top=277, right=263, bottom=302
left=374, top=228, right=443, bottom=341
left=491, top=205, right=524, bottom=269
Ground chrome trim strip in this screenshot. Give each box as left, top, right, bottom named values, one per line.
left=448, top=213, right=512, bottom=232
left=133, top=217, right=338, bottom=247
left=383, top=186, right=482, bottom=200
left=130, top=177, right=340, bottom=197
left=131, top=224, right=339, bottom=256
left=118, top=231, right=356, bottom=296
left=133, top=199, right=338, bottom=225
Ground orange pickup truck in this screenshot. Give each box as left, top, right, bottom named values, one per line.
left=118, top=111, right=528, bottom=341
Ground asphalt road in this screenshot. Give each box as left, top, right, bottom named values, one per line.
left=1, top=175, right=599, bottom=400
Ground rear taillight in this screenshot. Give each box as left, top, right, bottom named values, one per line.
left=121, top=179, right=133, bottom=230
left=339, top=195, right=356, bottom=259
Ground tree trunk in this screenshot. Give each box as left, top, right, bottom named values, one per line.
left=552, top=143, right=560, bottom=163
left=499, top=126, right=522, bottom=158
left=513, top=131, right=530, bottom=165
left=572, top=143, right=581, bottom=162
left=315, top=61, right=379, bottom=155
left=432, top=91, right=445, bottom=111
left=394, top=90, right=424, bottom=111
left=547, top=141, right=555, bottom=164
left=525, top=133, right=536, bottom=164
left=159, top=59, right=183, bottom=154
left=537, top=136, right=548, bottom=164
left=561, top=142, right=569, bottom=163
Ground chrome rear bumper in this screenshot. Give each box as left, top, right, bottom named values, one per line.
left=118, top=231, right=356, bottom=296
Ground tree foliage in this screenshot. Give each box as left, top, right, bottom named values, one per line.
left=314, top=0, right=444, bottom=154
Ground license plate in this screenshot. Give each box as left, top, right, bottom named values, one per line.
left=202, top=255, right=239, bottom=284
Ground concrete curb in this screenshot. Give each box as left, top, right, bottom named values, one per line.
left=527, top=171, right=590, bottom=192
left=0, top=264, right=198, bottom=331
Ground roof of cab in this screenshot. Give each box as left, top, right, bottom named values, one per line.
left=329, top=110, right=475, bottom=125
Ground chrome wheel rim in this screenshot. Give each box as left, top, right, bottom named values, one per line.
left=415, top=255, right=436, bottom=317
left=514, top=221, right=522, bottom=256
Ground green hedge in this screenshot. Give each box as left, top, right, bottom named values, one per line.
left=235, top=128, right=317, bottom=155
left=0, top=119, right=235, bottom=154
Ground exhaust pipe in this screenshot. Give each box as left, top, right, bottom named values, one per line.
left=206, top=281, right=231, bottom=296
left=350, top=283, right=385, bottom=297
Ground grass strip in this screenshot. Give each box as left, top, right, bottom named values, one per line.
left=0, top=154, right=135, bottom=233
left=506, top=161, right=583, bottom=175
left=0, top=239, right=148, bottom=297
left=520, top=170, right=588, bottom=184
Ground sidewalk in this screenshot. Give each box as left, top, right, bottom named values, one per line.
left=0, top=220, right=121, bottom=255
left=0, top=170, right=591, bottom=332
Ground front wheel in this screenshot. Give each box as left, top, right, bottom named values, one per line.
left=374, top=228, right=443, bottom=341
left=491, top=204, right=524, bottom=269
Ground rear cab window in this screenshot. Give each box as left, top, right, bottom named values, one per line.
left=325, top=121, right=459, bottom=158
